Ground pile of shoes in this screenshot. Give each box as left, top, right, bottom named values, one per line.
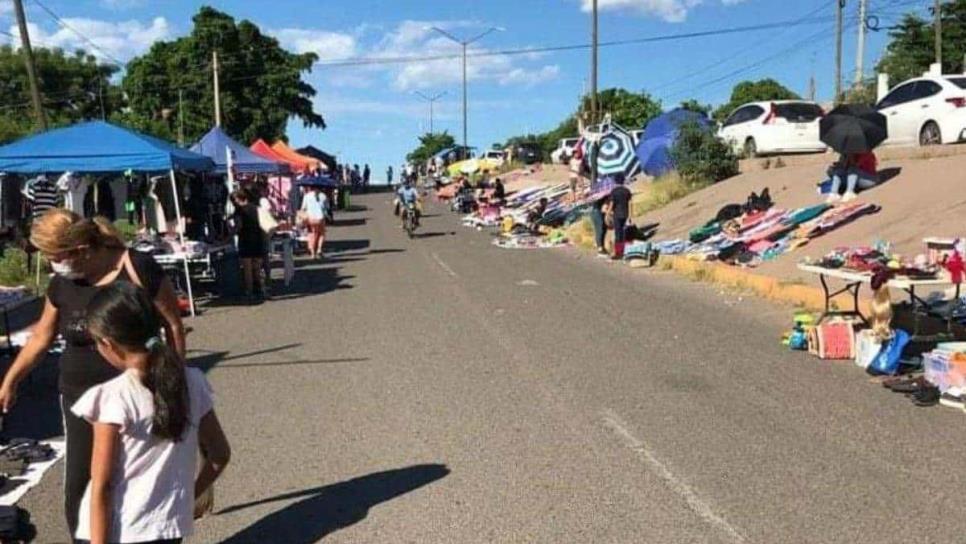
left=882, top=375, right=943, bottom=407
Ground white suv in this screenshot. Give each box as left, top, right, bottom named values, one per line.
left=876, top=75, right=966, bottom=146
left=718, top=100, right=826, bottom=157
left=550, top=138, right=580, bottom=164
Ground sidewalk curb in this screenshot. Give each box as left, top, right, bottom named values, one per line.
left=652, top=255, right=871, bottom=315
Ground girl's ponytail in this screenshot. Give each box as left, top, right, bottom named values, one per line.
left=143, top=336, right=189, bottom=441
left=87, top=282, right=190, bottom=442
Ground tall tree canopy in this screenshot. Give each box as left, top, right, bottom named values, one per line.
left=877, top=1, right=966, bottom=85
left=121, top=6, right=325, bottom=145
left=407, top=132, right=455, bottom=164
left=0, top=46, right=119, bottom=143
left=713, top=79, right=799, bottom=121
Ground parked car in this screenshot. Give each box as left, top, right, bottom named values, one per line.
left=718, top=100, right=826, bottom=157
left=550, top=138, right=580, bottom=164
left=481, top=149, right=506, bottom=166
left=876, top=75, right=966, bottom=147
left=513, top=142, right=543, bottom=165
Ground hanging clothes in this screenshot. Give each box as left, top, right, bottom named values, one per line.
left=23, top=175, right=59, bottom=220
left=144, top=177, right=167, bottom=234
left=56, top=172, right=91, bottom=215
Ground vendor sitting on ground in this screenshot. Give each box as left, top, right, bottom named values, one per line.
left=526, top=197, right=549, bottom=232
left=826, top=151, right=877, bottom=203
left=492, top=177, right=506, bottom=206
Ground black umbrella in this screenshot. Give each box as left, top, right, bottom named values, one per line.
left=819, top=104, right=888, bottom=154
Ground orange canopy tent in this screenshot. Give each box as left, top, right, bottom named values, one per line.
left=271, top=141, right=323, bottom=172
left=250, top=139, right=300, bottom=171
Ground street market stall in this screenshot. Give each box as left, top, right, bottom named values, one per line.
left=0, top=120, right=214, bottom=315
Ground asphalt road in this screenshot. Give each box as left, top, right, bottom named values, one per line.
left=17, top=193, right=966, bottom=543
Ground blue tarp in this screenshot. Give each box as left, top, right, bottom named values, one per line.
left=635, top=109, right=712, bottom=178
left=191, top=126, right=287, bottom=175
left=0, top=120, right=214, bottom=173
left=296, top=174, right=338, bottom=188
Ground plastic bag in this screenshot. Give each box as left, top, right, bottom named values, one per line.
left=867, top=329, right=910, bottom=375
left=854, top=329, right=882, bottom=369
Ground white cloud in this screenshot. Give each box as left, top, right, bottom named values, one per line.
left=581, top=0, right=743, bottom=22
left=272, top=28, right=357, bottom=61
left=498, top=65, right=561, bottom=87
left=6, top=16, right=171, bottom=62
left=0, top=3, right=12, bottom=18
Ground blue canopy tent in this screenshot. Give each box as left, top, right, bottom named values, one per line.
left=296, top=174, right=338, bottom=188
left=191, top=126, right=288, bottom=175
left=0, top=120, right=215, bottom=316
left=635, top=109, right=712, bottom=178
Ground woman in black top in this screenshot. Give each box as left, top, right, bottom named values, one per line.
left=231, top=190, right=265, bottom=301
left=0, top=208, right=185, bottom=540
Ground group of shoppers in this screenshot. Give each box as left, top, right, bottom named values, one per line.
left=0, top=209, right=231, bottom=543
left=588, top=174, right=633, bottom=260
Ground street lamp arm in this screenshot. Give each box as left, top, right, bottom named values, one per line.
left=429, top=26, right=463, bottom=45
left=465, top=26, right=504, bottom=45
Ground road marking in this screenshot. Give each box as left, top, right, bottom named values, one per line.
left=431, top=252, right=458, bottom=278
left=601, top=409, right=747, bottom=543
left=517, top=279, right=539, bottom=286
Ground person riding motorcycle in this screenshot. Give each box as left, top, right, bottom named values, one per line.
left=396, top=181, right=420, bottom=229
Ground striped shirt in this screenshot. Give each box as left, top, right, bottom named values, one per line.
left=25, top=177, right=59, bottom=219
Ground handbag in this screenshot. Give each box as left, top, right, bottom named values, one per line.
left=257, top=206, right=278, bottom=234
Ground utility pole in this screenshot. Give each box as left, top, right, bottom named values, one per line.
left=212, top=50, right=222, bottom=127
left=430, top=26, right=502, bottom=157
left=178, top=89, right=185, bottom=147
left=98, top=81, right=106, bottom=120
left=835, top=0, right=844, bottom=104
left=415, top=91, right=446, bottom=134
left=12, top=0, right=46, bottom=130
left=808, top=74, right=816, bottom=102
left=935, top=0, right=942, bottom=69
left=590, top=0, right=599, bottom=185
left=854, top=0, right=867, bottom=86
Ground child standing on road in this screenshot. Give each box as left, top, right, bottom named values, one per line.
left=72, top=282, right=231, bottom=544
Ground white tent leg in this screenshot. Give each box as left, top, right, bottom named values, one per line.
left=169, top=170, right=195, bottom=317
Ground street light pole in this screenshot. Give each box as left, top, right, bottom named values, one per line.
left=430, top=26, right=503, bottom=157
left=414, top=91, right=447, bottom=134
left=590, top=0, right=599, bottom=186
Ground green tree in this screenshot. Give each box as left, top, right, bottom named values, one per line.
left=712, top=79, right=799, bottom=121
left=582, top=88, right=663, bottom=130
left=670, top=121, right=738, bottom=186
left=121, top=6, right=324, bottom=145
left=0, top=45, right=119, bottom=143
left=876, top=1, right=966, bottom=86
left=406, top=131, right=455, bottom=164
left=679, top=99, right=712, bottom=116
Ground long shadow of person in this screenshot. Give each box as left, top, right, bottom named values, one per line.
left=217, top=463, right=450, bottom=543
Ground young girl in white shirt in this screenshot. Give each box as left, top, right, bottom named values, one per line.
left=72, top=282, right=231, bottom=544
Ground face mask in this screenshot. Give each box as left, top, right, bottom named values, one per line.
left=51, top=260, right=82, bottom=279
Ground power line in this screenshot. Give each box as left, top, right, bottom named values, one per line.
left=29, top=0, right=125, bottom=66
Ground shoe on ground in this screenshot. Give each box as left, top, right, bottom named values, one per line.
left=841, top=191, right=857, bottom=202
left=939, top=393, right=965, bottom=410
left=825, top=193, right=841, bottom=204
left=912, top=386, right=940, bottom=407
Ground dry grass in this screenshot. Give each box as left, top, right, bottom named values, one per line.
left=631, top=172, right=710, bottom=218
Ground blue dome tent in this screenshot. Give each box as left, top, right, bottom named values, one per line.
left=635, top=108, right=712, bottom=178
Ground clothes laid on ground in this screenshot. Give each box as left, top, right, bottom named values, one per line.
left=72, top=368, right=213, bottom=543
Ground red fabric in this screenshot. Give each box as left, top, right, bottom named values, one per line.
left=855, top=152, right=877, bottom=177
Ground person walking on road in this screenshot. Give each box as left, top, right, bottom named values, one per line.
left=387, top=165, right=394, bottom=187
left=363, top=164, right=371, bottom=193
left=75, top=282, right=230, bottom=544
left=230, top=190, right=266, bottom=302
left=608, top=174, right=633, bottom=259
left=300, top=186, right=328, bottom=259
left=0, top=209, right=185, bottom=540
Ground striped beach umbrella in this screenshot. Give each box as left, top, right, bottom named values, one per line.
left=582, top=123, right=640, bottom=179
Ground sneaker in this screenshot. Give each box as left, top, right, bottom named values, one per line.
left=912, top=386, right=940, bottom=407
left=841, top=191, right=857, bottom=202
left=939, top=393, right=965, bottom=410
left=825, top=193, right=841, bottom=204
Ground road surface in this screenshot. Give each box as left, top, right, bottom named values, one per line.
left=18, top=193, right=966, bottom=543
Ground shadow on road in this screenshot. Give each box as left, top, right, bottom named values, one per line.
left=216, top=464, right=450, bottom=544
left=414, top=231, right=455, bottom=239
left=208, top=357, right=369, bottom=370
left=328, top=217, right=368, bottom=228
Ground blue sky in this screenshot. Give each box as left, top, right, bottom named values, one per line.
left=0, top=0, right=932, bottom=181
